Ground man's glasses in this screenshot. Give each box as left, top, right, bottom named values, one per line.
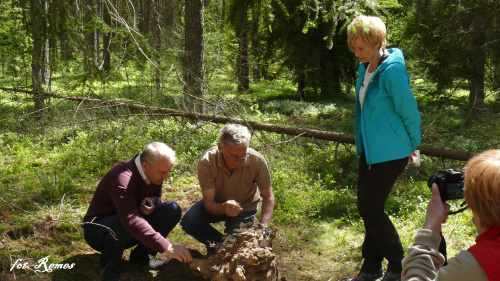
left=225, top=153, right=249, bottom=161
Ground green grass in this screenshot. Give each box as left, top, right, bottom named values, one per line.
left=1, top=72, right=498, bottom=280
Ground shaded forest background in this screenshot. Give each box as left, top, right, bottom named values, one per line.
left=1, top=0, right=500, bottom=280
left=1, top=0, right=499, bottom=110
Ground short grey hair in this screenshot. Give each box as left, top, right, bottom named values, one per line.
left=219, top=124, right=251, bottom=147
left=140, top=142, right=176, bottom=164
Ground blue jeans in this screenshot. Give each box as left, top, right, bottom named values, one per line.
left=84, top=201, right=181, bottom=270
left=180, top=200, right=257, bottom=248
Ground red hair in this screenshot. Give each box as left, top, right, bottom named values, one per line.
left=464, top=149, right=500, bottom=229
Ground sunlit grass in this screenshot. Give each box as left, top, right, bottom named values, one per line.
left=0, top=74, right=498, bottom=279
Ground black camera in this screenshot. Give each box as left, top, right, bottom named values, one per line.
left=427, top=169, right=465, bottom=201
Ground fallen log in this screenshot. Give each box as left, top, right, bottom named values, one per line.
left=0, top=87, right=479, bottom=161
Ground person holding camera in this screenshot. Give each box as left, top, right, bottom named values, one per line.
left=347, top=15, right=421, bottom=281
left=402, top=149, right=500, bottom=280
left=82, top=142, right=192, bottom=281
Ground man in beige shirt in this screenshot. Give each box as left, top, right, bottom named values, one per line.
left=181, top=124, right=275, bottom=253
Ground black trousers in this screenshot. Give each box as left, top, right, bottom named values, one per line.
left=84, top=201, right=182, bottom=270
left=357, top=152, right=408, bottom=274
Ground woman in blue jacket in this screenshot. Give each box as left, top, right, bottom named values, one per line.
left=346, top=15, right=421, bottom=281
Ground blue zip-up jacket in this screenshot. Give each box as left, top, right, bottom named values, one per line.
left=355, top=48, right=421, bottom=165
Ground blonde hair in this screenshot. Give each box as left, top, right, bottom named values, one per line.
left=464, top=149, right=500, bottom=229
left=347, top=15, right=387, bottom=51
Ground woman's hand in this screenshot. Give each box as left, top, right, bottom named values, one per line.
left=423, top=184, right=450, bottom=233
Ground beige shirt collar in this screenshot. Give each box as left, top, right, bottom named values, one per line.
left=135, top=154, right=151, bottom=185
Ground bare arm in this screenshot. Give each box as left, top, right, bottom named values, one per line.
left=260, top=188, right=275, bottom=226
left=202, top=188, right=225, bottom=215
left=202, top=188, right=243, bottom=217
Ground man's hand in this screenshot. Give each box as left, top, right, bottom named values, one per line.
left=224, top=200, right=243, bottom=217
left=140, top=197, right=154, bottom=216
left=423, top=183, right=450, bottom=233
left=163, top=244, right=192, bottom=263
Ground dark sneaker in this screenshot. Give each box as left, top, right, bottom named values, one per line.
left=381, top=272, right=401, bottom=281
left=348, top=272, right=383, bottom=281
left=129, top=247, right=165, bottom=270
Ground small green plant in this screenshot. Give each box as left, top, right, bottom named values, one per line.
left=36, top=171, right=80, bottom=203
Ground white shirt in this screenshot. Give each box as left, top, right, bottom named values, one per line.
left=135, top=154, right=151, bottom=185
left=359, top=65, right=375, bottom=109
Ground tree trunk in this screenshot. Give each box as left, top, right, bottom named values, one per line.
left=297, top=66, right=305, bottom=100
left=220, top=0, right=225, bottom=29
left=319, top=53, right=335, bottom=96
left=184, top=0, right=205, bottom=112
left=60, top=38, right=73, bottom=61
left=152, top=0, right=164, bottom=94
left=319, top=21, right=339, bottom=97
left=102, top=1, right=111, bottom=72
left=237, top=5, right=249, bottom=93
left=165, top=0, right=177, bottom=32
left=469, top=51, right=486, bottom=109
left=30, top=0, right=49, bottom=118
left=250, top=0, right=261, bottom=83
left=83, top=0, right=100, bottom=72
left=468, top=1, right=487, bottom=109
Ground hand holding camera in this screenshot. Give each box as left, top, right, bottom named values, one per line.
left=424, top=184, right=451, bottom=233
left=140, top=197, right=154, bottom=215
left=427, top=168, right=465, bottom=201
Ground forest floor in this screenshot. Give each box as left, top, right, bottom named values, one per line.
left=0, top=165, right=475, bottom=281
left=1, top=185, right=338, bottom=281
left=2, top=82, right=492, bottom=280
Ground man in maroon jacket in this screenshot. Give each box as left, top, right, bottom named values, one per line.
left=83, top=142, right=192, bottom=281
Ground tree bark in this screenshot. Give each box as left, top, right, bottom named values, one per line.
left=319, top=21, right=340, bottom=97
left=220, top=0, right=225, bottom=29
left=83, top=0, right=100, bottom=72
left=151, top=0, right=163, bottom=93
left=250, top=0, right=261, bottom=83
left=469, top=51, right=486, bottom=109
left=102, top=1, right=111, bottom=72
left=297, top=65, right=306, bottom=100
left=30, top=0, right=49, bottom=117
left=237, top=5, right=249, bottom=92
left=184, top=0, right=205, bottom=112
left=468, top=1, right=488, bottom=109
